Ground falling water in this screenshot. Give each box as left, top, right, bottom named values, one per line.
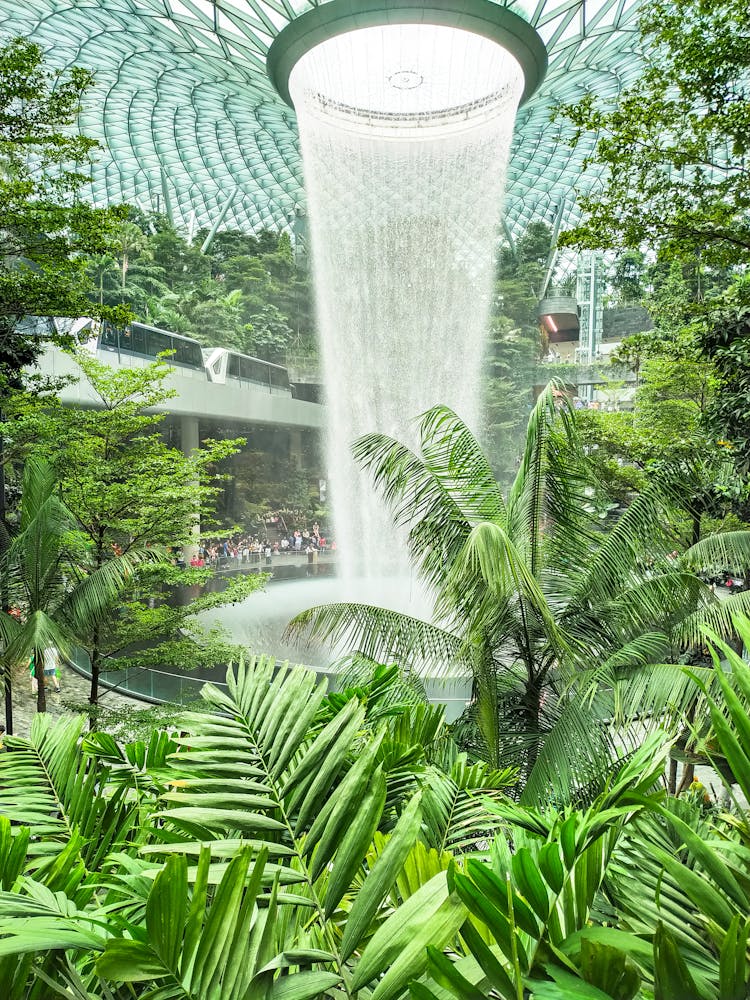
left=289, top=24, right=525, bottom=582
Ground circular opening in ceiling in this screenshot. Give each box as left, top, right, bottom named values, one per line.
left=266, top=0, right=548, bottom=110
left=288, top=23, right=526, bottom=128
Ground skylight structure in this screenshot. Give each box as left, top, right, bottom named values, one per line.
left=1, top=0, right=646, bottom=238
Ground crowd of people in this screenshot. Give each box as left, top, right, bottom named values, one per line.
left=188, top=521, right=334, bottom=569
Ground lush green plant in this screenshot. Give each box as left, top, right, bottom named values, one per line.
left=0, top=654, right=511, bottom=998
left=288, top=384, right=750, bottom=800
left=3, top=635, right=750, bottom=998
left=560, top=0, right=750, bottom=484
left=410, top=623, right=750, bottom=999
left=0, top=37, right=129, bottom=375
left=560, top=0, right=750, bottom=269
left=0, top=457, right=160, bottom=714
left=89, top=217, right=316, bottom=366
left=0, top=350, right=258, bottom=707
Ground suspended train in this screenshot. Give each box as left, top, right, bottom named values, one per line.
left=49, top=317, right=299, bottom=396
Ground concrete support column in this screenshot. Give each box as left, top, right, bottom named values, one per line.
left=181, top=416, right=201, bottom=564
left=289, top=429, right=304, bottom=468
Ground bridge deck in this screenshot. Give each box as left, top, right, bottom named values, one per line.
left=36, top=347, right=326, bottom=431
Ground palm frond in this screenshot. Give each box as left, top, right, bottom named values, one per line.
left=2, top=609, right=70, bottom=666
left=507, top=382, right=588, bottom=578
left=353, top=406, right=506, bottom=593
left=141, top=654, right=461, bottom=994
left=420, top=756, right=516, bottom=855
left=59, top=545, right=164, bottom=637
left=567, top=475, right=686, bottom=612
left=285, top=602, right=465, bottom=677
left=607, top=662, right=716, bottom=732
left=520, top=695, right=617, bottom=808
left=606, top=812, right=719, bottom=987
left=415, top=405, right=508, bottom=525
left=441, top=521, right=567, bottom=659
left=673, top=589, right=750, bottom=647
left=602, top=572, right=711, bottom=637
left=680, top=530, right=750, bottom=574
left=0, top=714, right=139, bottom=868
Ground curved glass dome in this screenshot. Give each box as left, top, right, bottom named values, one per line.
left=0, top=0, right=646, bottom=237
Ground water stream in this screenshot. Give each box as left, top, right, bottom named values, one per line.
left=290, top=23, right=525, bottom=585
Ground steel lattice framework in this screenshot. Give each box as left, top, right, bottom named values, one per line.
left=1, top=0, right=645, bottom=239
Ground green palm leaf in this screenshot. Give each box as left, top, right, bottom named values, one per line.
left=0, top=714, right=139, bottom=868
left=286, top=602, right=464, bottom=676
left=421, top=756, right=516, bottom=854
left=680, top=531, right=750, bottom=574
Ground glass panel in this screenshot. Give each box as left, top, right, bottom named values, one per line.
left=100, top=322, right=119, bottom=348
left=147, top=329, right=171, bottom=356
left=132, top=326, right=148, bottom=354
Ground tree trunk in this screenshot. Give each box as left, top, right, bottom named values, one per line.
left=0, top=426, right=12, bottom=735
left=522, top=674, right=543, bottom=778
left=677, top=761, right=695, bottom=794
left=89, top=643, right=100, bottom=730
left=3, top=665, right=12, bottom=735
left=691, top=510, right=701, bottom=547
left=89, top=533, right=106, bottom=720
left=667, top=756, right=678, bottom=795
left=676, top=701, right=697, bottom=794
left=35, top=647, right=46, bottom=714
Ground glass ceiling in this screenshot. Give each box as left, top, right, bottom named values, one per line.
left=1, top=0, right=646, bottom=239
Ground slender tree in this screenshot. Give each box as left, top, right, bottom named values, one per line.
left=0, top=457, right=160, bottom=713
left=0, top=351, right=251, bottom=709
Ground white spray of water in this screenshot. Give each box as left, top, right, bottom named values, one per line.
left=290, top=24, right=524, bottom=583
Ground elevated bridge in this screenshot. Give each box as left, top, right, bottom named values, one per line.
left=36, top=346, right=326, bottom=432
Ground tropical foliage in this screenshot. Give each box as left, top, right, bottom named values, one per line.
left=87, top=216, right=315, bottom=366
left=415, top=620, right=750, bottom=1000
left=561, top=0, right=750, bottom=479
left=0, top=352, right=264, bottom=709
left=0, top=654, right=511, bottom=999
left=1, top=635, right=750, bottom=998
left=288, top=384, right=750, bottom=801
left=0, top=37, right=128, bottom=375
left=0, top=457, right=160, bottom=713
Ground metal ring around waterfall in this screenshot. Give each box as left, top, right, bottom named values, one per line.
left=266, top=0, right=548, bottom=110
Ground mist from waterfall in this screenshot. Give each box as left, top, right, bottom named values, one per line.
left=290, top=25, right=525, bottom=587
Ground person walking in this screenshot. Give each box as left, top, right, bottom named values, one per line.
left=30, top=648, right=61, bottom=694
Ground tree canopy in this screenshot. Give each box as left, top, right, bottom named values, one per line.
left=561, top=0, right=750, bottom=268
left=0, top=37, right=127, bottom=376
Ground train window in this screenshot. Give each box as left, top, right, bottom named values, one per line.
left=147, top=329, right=171, bottom=357
left=185, top=341, right=204, bottom=367
left=100, top=323, right=119, bottom=348
left=228, top=354, right=241, bottom=378
left=130, top=325, right=147, bottom=354
left=248, top=359, right=267, bottom=384
left=173, top=337, right=191, bottom=363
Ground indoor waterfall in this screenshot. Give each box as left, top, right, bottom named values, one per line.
left=289, top=23, right=526, bottom=584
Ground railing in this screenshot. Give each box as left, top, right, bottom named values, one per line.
left=66, top=644, right=339, bottom=706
